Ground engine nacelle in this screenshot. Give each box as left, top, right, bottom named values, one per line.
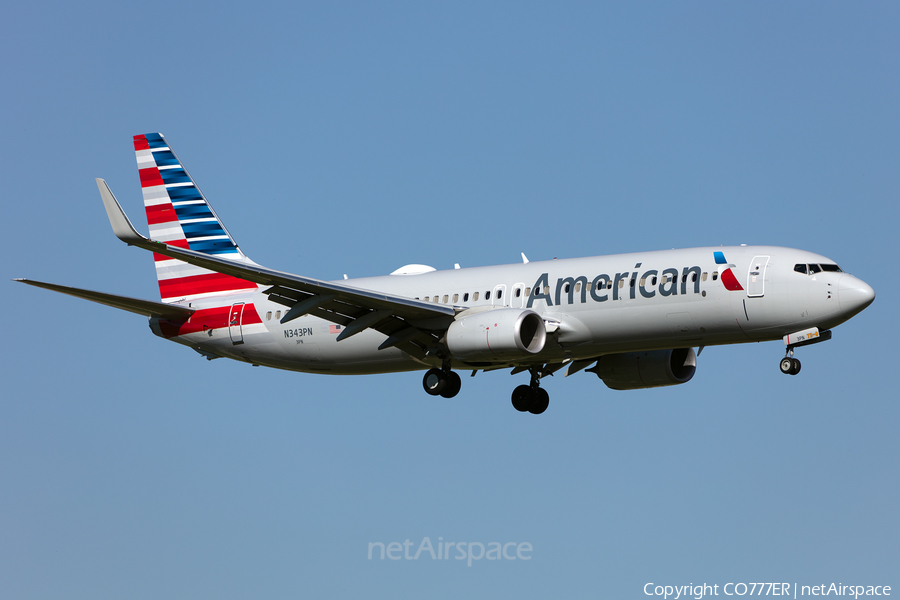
left=588, top=348, right=697, bottom=390
left=446, top=308, right=546, bottom=361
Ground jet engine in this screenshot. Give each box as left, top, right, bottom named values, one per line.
left=587, top=348, right=697, bottom=390
left=446, top=308, right=546, bottom=361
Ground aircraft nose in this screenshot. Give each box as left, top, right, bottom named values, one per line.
left=838, top=275, right=875, bottom=317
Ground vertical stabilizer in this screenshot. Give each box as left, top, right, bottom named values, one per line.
left=133, top=133, right=258, bottom=303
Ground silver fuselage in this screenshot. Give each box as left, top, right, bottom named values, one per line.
left=165, top=245, right=873, bottom=375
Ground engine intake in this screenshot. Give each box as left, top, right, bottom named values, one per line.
left=447, top=308, right=546, bottom=361
left=588, top=348, right=697, bottom=390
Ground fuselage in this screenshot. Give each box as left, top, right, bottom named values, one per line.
left=152, top=245, right=874, bottom=375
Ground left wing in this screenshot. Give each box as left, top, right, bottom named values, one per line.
left=97, top=179, right=456, bottom=358
left=15, top=278, right=196, bottom=319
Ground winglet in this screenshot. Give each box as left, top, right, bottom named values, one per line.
left=95, top=178, right=147, bottom=245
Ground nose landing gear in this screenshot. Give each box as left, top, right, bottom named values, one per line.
left=511, top=368, right=550, bottom=414
left=779, top=354, right=801, bottom=375
left=778, top=328, right=833, bottom=376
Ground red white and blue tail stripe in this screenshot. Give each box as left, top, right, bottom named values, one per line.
left=134, top=133, right=258, bottom=303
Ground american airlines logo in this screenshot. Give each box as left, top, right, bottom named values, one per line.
left=527, top=252, right=743, bottom=308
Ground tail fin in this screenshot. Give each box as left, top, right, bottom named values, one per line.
left=133, top=133, right=258, bottom=303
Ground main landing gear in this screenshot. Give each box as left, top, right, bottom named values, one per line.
left=422, top=366, right=462, bottom=398
left=511, top=368, right=549, bottom=415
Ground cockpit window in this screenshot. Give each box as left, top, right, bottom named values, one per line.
left=794, top=264, right=807, bottom=274
left=820, top=264, right=842, bottom=272
left=808, top=264, right=822, bottom=274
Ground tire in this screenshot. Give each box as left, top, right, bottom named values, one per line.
left=440, top=371, right=462, bottom=398
left=511, top=385, right=532, bottom=412
left=423, top=368, right=446, bottom=396
left=790, top=358, right=801, bottom=375
left=780, top=357, right=794, bottom=374
left=529, top=388, right=550, bottom=415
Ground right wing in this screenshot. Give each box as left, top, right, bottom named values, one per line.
left=97, top=179, right=457, bottom=359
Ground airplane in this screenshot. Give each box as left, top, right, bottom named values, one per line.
left=16, top=133, right=876, bottom=414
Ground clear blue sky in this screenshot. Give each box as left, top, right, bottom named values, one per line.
left=2, top=2, right=897, bottom=598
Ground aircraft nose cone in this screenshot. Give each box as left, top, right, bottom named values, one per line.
left=839, top=275, right=875, bottom=316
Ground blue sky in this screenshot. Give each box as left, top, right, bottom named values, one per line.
left=2, top=2, right=898, bottom=598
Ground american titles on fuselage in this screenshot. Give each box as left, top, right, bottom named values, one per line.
left=527, top=263, right=710, bottom=308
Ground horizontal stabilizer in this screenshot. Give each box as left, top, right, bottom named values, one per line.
left=14, top=278, right=195, bottom=319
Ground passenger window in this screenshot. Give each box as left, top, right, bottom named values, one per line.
left=691, top=273, right=697, bottom=282
left=712, top=272, right=718, bottom=281
left=485, top=291, right=491, bottom=300
left=424, top=296, right=429, bottom=302
left=514, top=288, right=521, bottom=297
left=618, top=279, right=625, bottom=289
left=443, top=295, right=449, bottom=303
left=682, top=274, right=687, bottom=283
left=574, top=282, right=582, bottom=293
left=701, top=272, right=708, bottom=282
left=453, top=293, right=459, bottom=303
left=640, top=277, right=646, bottom=286
left=544, top=286, right=551, bottom=295
left=808, top=264, right=822, bottom=274
left=651, top=276, right=657, bottom=286
left=564, top=283, right=570, bottom=293
left=630, top=278, right=636, bottom=288
left=525, top=287, right=531, bottom=297
left=497, top=289, right=502, bottom=299
left=266, top=311, right=272, bottom=321
left=473, top=292, right=479, bottom=301
left=463, top=293, right=469, bottom=302
left=794, top=264, right=807, bottom=274
left=275, top=310, right=282, bottom=319
left=434, top=296, right=440, bottom=303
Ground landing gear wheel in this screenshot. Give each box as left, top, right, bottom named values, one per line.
left=511, top=385, right=532, bottom=412
left=789, top=358, right=801, bottom=375
left=440, top=371, right=462, bottom=398
left=780, top=357, right=794, bottom=374
left=423, top=368, right=446, bottom=396
left=529, top=388, right=550, bottom=415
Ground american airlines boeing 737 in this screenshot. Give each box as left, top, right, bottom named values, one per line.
left=17, top=133, right=875, bottom=414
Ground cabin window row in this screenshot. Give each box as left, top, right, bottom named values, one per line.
left=419, top=287, right=524, bottom=304
left=558, top=272, right=710, bottom=293
left=416, top=271, right=715, bottom=305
